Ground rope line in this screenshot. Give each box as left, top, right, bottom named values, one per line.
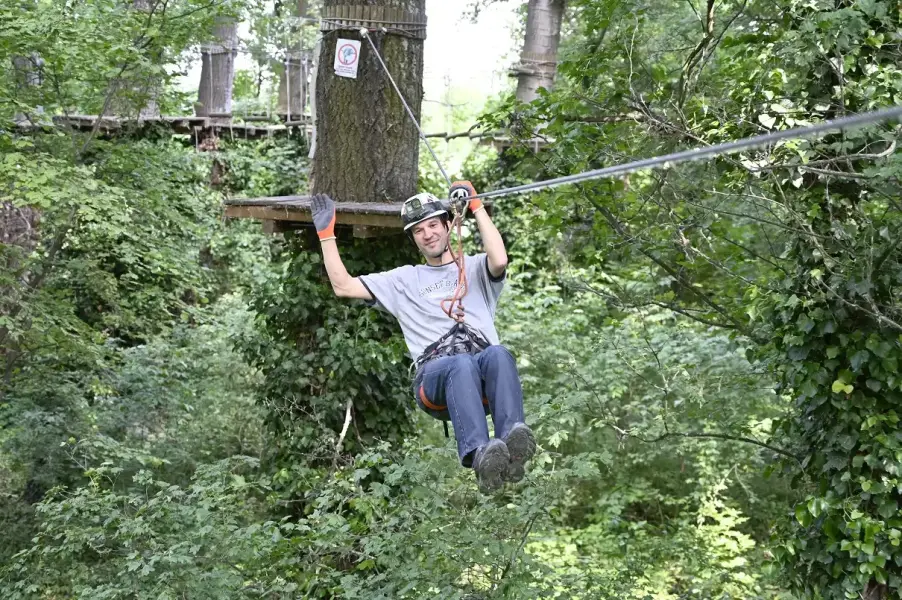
left=440, top=204, right=469, bottom=322
left=467, top=105, right=902, bottom=202
left=360, top=29, right=452, bottom=187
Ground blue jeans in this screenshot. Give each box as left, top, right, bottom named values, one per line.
left=412, top=345, right=525, bottom=467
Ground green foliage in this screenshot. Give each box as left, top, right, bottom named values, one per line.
left=494, top=266, right=794, bottom=597
left=1, top=78, right=273, bottom=570
left=0, top=437, right=602, bottom=600
left=0, top=453, right=278, bottom=600
left=478, top=0, right=902, bottom=596
left=232, top=69, right=259, bottom=102
left=217, top=135, right=310, bottom=197
left=243, top=232, right=420, bottom=474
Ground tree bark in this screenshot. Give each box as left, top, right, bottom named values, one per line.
left=514, top=0, right=566, bottom=103
left=277, top=0, right=309, bottom=120
left=277, top=53, right=308, bottom=120
left=862, top=581, right=887, bottom=600
left=196, top=17, right=239, bottom=123
left=11, top=53, right=44, bottom=124
left=311, top=0, right=425, bottom=202
left=119, top=0, right=161, bottom=119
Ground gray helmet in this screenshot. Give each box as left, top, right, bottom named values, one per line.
left=400, top=192, right=449, bottom=232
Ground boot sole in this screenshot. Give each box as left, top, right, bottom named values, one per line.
left=476, top=444, right=509, bottom=493
left=504, top=426, right=536, bottom=483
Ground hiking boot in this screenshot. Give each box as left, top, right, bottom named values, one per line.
left=503, top=423, right=536, bottom=483
left=472, top=439, right=509, bottom=493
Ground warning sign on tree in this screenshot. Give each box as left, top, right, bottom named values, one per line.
left=333, top=39, right=361, bottom=79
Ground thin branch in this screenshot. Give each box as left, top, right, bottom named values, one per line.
left=677, top=0, right=716, bottom=106
left=749, top=140, right=896, bottom=172
left=873, top=232, right=902, bottom=274
left=167, top=0, right=219, bottom=21
left=572, top=280, right=743, bottom=331
left=685, top=0, right=702, bottom=24
left=638, top=431, right=802, bottom=463
left=332, top=399, right=353, bottom=468
left=559, top=113, right=644, bottom=124
left=499, top=511, right=541, bottom=583
left=703, top=225, right=790, bottom=275
left=581, top=187, right=757, bottom=337
left=649, top=300, right=743, bottom=330
left=696, top=0, right=750, bottom=80
left=800, top=166, right=872, bottom=179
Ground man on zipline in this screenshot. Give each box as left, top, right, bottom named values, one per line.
left=310, top=182, right=535, bottom=492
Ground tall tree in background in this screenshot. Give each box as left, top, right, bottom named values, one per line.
left=128, top=0, right=162, bottom=118
left=195, top=16, right=238, bottom=123
left=514, top=0, right=565, bottom=103
left=276, top=0, right=308, bottom=120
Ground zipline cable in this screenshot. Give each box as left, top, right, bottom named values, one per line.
left=468, top=105, right=902, bottom=202
left=230, top=104, right=902, bottom=209
left=360, top=29, right=452, bottom=187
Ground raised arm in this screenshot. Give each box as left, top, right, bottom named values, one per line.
left=311, top=195, right=372, bottom=300
left=450, top=181, right=508, bottom=278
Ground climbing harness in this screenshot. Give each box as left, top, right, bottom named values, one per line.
left=412, top=319, right=492, bottom=439
left=413, top=321, right=492, bottom=374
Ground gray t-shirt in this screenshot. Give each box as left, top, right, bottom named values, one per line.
left=359, top=253, right=506, bottom=361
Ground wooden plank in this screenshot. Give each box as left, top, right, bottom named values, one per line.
left=224, top=205, right=402, bottom=228
left=225, top=196, right=401, bottom=215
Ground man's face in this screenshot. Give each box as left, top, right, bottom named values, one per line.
left=411, top=217, right=449, bottom=259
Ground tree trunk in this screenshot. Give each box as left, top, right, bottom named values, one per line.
left=514, top=0, right=565, bottom=103
left=276, top=53, right=308, bottom=120
left=121, top=0, right=161, bottom=119
left=862, top=581, right=887, bottom=600
left=311, top=0, right=425, bottom=202
left=277, top=0, right=308, bottom=120
left=196, top=17, right=238, bottom=123
left=11, top=53, right=44, bottom=124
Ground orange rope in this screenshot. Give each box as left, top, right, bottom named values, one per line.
left=441, top=208, right=467, bottom=322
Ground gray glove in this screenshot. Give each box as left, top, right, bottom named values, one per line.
left=310, top=194, right=336, bottom=240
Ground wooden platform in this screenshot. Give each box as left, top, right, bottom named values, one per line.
left=224, top=195, right=402, bottom=236
left=20, top=114, right=313, bottom=140
left=19, top=114, right=517, bottom=146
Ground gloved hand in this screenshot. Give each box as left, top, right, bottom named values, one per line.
left=449, top=180, right=482, bottom=215
left=311, top=194, right=336, bottom=241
